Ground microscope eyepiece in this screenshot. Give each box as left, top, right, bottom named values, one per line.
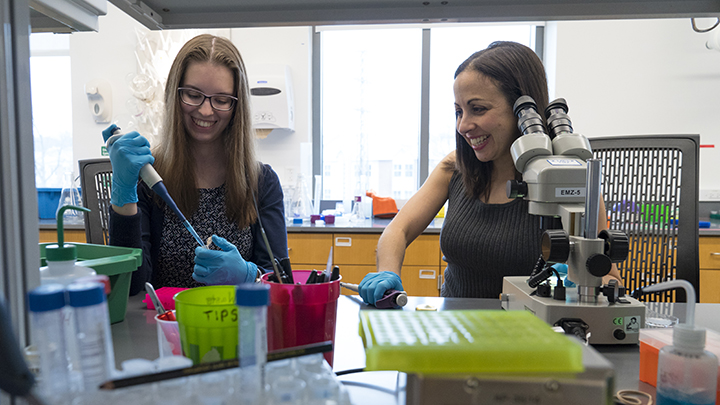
left=513, top=96, right=545, bottom=137
left=545, top=98, right=573, bottom=138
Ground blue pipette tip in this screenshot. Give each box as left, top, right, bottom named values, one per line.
left=184, top=221, right=205, bottom=248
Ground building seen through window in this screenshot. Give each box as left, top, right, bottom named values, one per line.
left=30, top=33, right=74, bottom=189
left=320, top=24, right=536, bottom=204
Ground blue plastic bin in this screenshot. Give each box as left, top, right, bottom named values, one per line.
left=37, top=188, right=62, bottom=219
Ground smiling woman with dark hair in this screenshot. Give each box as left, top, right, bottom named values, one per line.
left=358, top=42, right=622, bottom=303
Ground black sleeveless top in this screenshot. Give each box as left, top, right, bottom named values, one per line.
left=440, top=172, right=543, bottom=298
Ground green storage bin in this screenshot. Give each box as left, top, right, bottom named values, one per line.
left=39, top=243, right=142, bottom=324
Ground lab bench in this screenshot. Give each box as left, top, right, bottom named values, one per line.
left=287, top=218, right=444, bottom=297
left=111, top=293, right=720, bottom=404
left=39, top=213, right=720, bottom=302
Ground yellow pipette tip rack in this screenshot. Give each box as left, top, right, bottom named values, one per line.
left=360, top=310, right=584, bottom=374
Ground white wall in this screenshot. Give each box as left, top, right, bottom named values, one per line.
left=548, top=19, right=720, bottom=193
left=70, top=4, right=148, bottom=174
left=69, top=4, right=311, bottom=189
left=230, top=27, right=312, bottom=187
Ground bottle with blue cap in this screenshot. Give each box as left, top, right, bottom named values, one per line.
left=67, top=281, right=116, bottom=391
left=40, top=205, right=96, bottom=286
left=28, top=284, right=72, bottom=398
left=237, top=283, right=270, bottom=403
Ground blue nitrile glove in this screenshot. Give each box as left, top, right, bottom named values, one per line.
left=552, top=263, right=576, bottom=288
left=192, top=235, right=258, bottom=285
left=105, top=126, right=154, bottom=206
left=358, top=271, right=404, bottom=306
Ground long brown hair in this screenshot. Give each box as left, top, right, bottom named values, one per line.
left=153, top=34, right=259, bottom=227
left=453, top=41, right=549, bottom=201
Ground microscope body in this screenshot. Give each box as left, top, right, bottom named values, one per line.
left=501, top=97, right=645, bottom=344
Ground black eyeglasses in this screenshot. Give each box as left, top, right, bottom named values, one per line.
left=178, top=88, right=238, bottom=111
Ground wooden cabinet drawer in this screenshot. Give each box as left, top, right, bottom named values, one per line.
left=404, top=235, right=440, bottom=266
left=287, top=233, right=333, bottom=266
left=700, top=269, right=720, bottom=303
left=333, top=234, right=379, bottom=266
left=39, top=229, right=86, bottom=243
left=699, top=237, right=720, bottom=269
left=336, top=265, right=374, bottom=296
left=337, top=265, right=441, bottom=298
left=401, top=265, right=440, bottom=297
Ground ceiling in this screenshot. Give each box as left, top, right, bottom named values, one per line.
left=109, top=0, right=720, bottom=30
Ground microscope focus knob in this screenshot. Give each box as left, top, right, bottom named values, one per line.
left=541, top=230, right=570, bottom=263
left=586, top=253, right=612, bottom=277
left=506, top=180, right=528, bottom=199
left=598, top=230, right=629, bottom=263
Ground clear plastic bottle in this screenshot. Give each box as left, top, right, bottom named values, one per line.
left=349, top=196, right=363, bottom=223
left=28, top=284, right=72, bottom=398
left=270, top=375, right=307, bottom=405
left=236, top=283, right=270, bottom=403
left=290, top=174, right=313, bottom=221
left=67, top=282, right=116, bottom=392
left=58, top=172, right=84, bottom=225
left=40, top=205, right=96, bottom=286
left=305, top=373, right=339, bottom=405
left=656, top=323, right=718, bottom=405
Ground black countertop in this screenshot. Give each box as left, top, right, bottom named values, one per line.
left=286, top=217, right=444, bottom=234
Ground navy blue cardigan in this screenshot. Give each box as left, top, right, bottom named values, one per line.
left=109, top=164, right=288, bottom=296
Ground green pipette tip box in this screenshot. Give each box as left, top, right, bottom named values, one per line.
left=360, top=310, right=584, bottom=374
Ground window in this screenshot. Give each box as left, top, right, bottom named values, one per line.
left=30, top=33, right=73, bottom=188
left=319, top=24, right=537, bottom=200
left=321, top=27, right=422, bottom=201
left=427, top=25, right=535, bottom=174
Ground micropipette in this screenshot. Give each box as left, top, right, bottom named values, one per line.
left=340, top=282, right=408, bottom=309
left=103, top=127, right=205, bottom=248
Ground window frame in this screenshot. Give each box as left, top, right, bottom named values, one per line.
left=312, top=24, right=544, bottom=195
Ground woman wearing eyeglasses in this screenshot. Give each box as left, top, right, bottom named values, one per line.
left=108, top=34, right=287, bottom=295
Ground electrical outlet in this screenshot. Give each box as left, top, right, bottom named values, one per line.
left=700, top=189, right=720, bottom=201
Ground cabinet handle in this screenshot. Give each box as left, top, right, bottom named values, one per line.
left=419, top=269, right=436, bottom=279
left=710, top=252, right=720, bottom=256
left=287, top=247, right=292, bottom=251
left=437, top=274, right=443, bottom=290
left=335, top=237, right=352, bottom=247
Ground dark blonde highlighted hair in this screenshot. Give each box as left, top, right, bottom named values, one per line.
left=153, top=34, right=259, bottom=227
left=452, top=41, right=549, bottom=201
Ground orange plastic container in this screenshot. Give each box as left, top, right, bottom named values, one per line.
left=639, top=328, right=720, bottom=403
left=260, top=270, right=341, bottom=366
left=639, top=340, right=661, bottom=386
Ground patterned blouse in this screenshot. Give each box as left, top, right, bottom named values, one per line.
left=156, top=185, right=252, bottom=288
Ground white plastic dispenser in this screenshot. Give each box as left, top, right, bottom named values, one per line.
left=643, top=280, right=719, bottom=405
left=40, top=205, right=96, bottom=286
left=247, top=64, right=295, bottom=132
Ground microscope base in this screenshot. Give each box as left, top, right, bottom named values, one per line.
left=501, top=276, right=646, bottom=344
